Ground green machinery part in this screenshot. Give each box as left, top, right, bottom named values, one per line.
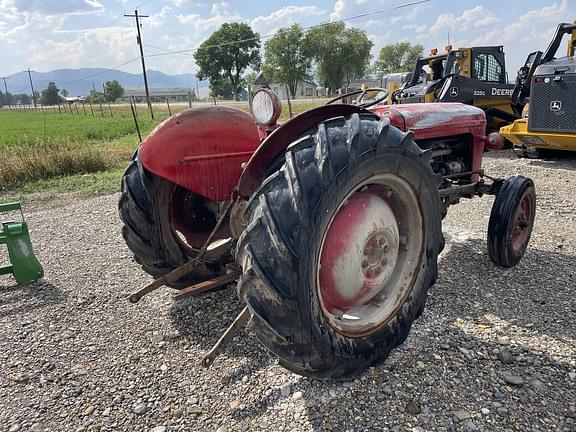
left=0, top=201, right=44, bottom=284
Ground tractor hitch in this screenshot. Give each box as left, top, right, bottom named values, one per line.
left=174, top=267, right=241, bottom=300
left=201, top=306, right=251, bottom=368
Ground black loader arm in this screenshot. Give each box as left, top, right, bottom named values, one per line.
left=511, top=22, right=576, bottom=115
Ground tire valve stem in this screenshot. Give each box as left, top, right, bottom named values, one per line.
left=201, top=306, right=251, bottom=368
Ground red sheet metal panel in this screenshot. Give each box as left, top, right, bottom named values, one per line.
left=139, top=106, right=262, bottom=201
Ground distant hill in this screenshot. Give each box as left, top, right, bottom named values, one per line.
left=4, top=68, right=209, bottom=97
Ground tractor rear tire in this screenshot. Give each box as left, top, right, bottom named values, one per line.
left=236, top=114, right=444, bottom=379
left=487, top=176, right=536, bottom=267
left=119, top=159, right=230, bottom=289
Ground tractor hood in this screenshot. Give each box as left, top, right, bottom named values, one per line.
left=373, top=102, right=486, bottom=141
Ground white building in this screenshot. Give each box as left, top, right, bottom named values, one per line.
left=254, top=73, right=318, bottom=100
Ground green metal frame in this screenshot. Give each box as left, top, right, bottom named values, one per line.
left=0, top=201, right=44, bottom=284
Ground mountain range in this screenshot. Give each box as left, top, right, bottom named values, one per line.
left=3, top=69, right=209, bottom=97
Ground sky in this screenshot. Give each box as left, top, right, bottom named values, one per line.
left=0, top=0, right=574, bottom=81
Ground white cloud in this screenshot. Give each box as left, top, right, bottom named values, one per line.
left=148, top=5, right=172, bottom=29
left=429, top=6, right=499, bottom=35
left=420, top=0, right=575, bottom=78
left=1, top=0, right=103, bottom=16
left=250, top=5, right=325, bottom=36
left=467, top=0, right=571, bottom=47
left=176, top=1, right=241, bottom=33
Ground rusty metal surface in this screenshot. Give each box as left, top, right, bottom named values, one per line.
left=319, top=190, right=399, bottom=312
left=174, top=270, right=241, bottom=300
left=139, top=106, right=262, bottom=201
left=202, top=306, right=251, bottom=368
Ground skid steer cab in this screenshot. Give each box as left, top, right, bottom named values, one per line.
left=395, top=45, right=518, bottom=134
left=119, top=87, right=536, bottom=379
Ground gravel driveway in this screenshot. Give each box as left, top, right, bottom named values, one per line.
left=1, top=151, right=575, bottom=432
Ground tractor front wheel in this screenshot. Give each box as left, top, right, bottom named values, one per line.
left=236, top=114, right=444, bottom=379
left=119, top=159, right=231, bottom=288
left=487, top=176, right=536, bottom=267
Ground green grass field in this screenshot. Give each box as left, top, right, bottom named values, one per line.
left=0, top=99, right=324, bottom=203
left=0, top=107, right=158, bottom=198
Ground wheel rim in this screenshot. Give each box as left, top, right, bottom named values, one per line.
left=511, top=190, right=534, bottom=253
left=169, top=186, right=229, bottom=254
left=317, top=174, right=424, bottom=337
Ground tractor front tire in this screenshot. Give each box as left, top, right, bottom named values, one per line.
left=236, top=114, right=444, bottom=379
left=119, top=159, right=229, bottom=288
left=487, top=176, right=536, bottom=267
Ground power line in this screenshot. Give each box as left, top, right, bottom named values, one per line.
left=142, top=0, right=431, bottom=60
left=143, top=43, right=195, bottom=58
left=134, top=0, right=153, bottom=10
left=142, top=2, right=171, bottom=17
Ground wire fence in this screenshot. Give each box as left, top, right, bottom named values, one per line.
left=0, top=96, right=328, bottom=139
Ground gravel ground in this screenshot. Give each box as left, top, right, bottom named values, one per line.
left=1, top=150, right=575, bottom=432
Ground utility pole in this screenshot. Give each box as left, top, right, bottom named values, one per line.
left=1, top=76, right=9, bottom=107
left=124, top=9, right=154, bottom=119
left=27, top=68, right=37, bottom=108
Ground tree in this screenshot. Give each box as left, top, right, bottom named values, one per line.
left=14, top=94, right=30, bottom=104
left=209, top=76, right=235, bottom=100
left=39, top=82, right=62, bottom=106
left=86, top=91, right=106, bottom=104
left=195, top=22, right=261, bottom=101
left=243, top=71, right=257, bottom=89
left=1, top=91, right=14, bottom=106
left=343, top=27, right=373, bottom=85
left=61, top=88, right=69, bottom=98
left=263, top=24, right=312, bottom=98
left=306, top=22, right=373, bottom=94
left=375, top=42, right=424, bottom=74
left=104, top=80, right=124, bottom=102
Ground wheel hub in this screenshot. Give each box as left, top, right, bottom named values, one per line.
left=319, top=191, right=399, bottom=312
left=512, top=194, right=533, bottom=252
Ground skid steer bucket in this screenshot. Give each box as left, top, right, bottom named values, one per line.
left=0, top=201, right=43, bottom=284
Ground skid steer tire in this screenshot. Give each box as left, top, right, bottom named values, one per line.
left=236, top=114, right=444, bottom=379
left=487, top=176, right=535, bottom=268
left=119, top=159, right=229, bottom=289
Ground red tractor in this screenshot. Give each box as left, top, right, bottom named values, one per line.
left=119, top=88, right=536, bottom=379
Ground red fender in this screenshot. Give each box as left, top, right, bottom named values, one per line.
left=139, top=106, right=262, bottom=201
left=238, top=104, right=371, bottom=198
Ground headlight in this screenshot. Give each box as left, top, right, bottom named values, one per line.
left=251, top=88, right=281, bottom=126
